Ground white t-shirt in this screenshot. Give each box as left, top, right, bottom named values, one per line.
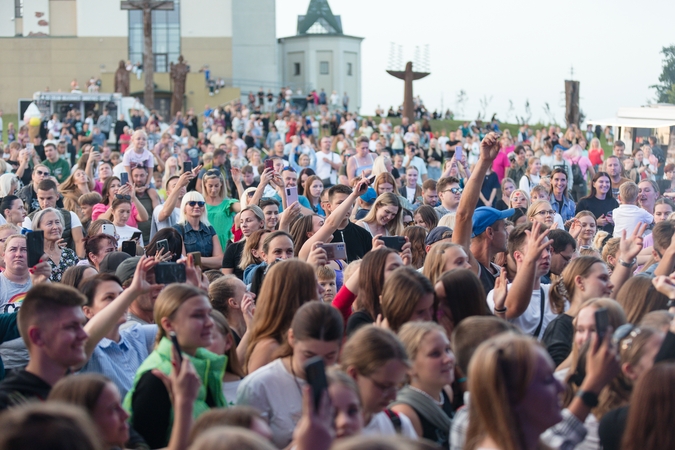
left=519, top=174, right=540, bottom=192
left=223, top=379, right=242, bottom=407
left=405, top=186, right=417, bottom=203
left=341, top=120, right=356, bottom=137
left=22, top=210, right=82, bottom=230
left=402, top=155, right=428, bottom=183
left=151, top=204, right=180, bottom=240
left=316, top=151, right=341, bottom=185
left=612, top=204, right=654, bottom=238
left=487, top=283, right=559, bottom=340
left=122, top=148, right=154, bottom=170
left=236, top=358, right=304, bottom=448
left=362, top=410, right=418, bottom=439
left=115, top=224, right=144, bottom=246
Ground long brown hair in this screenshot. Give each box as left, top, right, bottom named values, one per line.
left=465, top=334, right=541, bottom=450
left=622, top=363, right=675, bottom=450
left=380, top=267, right=433, bottom=332
left=244, top=259, right=318, bottom=370
left=361, top=193, right=403, bottom=236
left=303, top=175, right=323, bottom=206
left=356, top=248, right=397, bottom=321
left=616, top=275, right=669, bottom=324
left=436, top=269, right=490, bottom=336
left=402, top=226, right=427, bottom=269
left=209, top=310, right=245, bottom=378
left=277, top=301, right=344, bottom=358
left=48, top=373, right=110, bottom=415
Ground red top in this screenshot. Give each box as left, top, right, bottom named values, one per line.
left=589, top=148, right=604, bottom=166
left=331, top=285, right=357, bottom=324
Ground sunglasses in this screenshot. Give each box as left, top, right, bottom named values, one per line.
left=115, top=194, right=131, bottom=201
left=35, top=170, right=50, bottom=176
left=188, top=201, right=205, bottom=207
left=613, top=324, right=641, bottom=351
left=449, top=187, right=463, bottom=195
left=206, top=169, right=221, bottom=176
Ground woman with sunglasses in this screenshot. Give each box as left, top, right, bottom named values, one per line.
left=92, top=176, right=148, bottom=227
left=173, top=191, right=223, bottom=269
left=202, top=168, right=242, bottom=253
left=575, top=172, right=618, bottom=234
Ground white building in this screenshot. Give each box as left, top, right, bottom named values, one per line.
left=278, top=0, right=363, bottom=111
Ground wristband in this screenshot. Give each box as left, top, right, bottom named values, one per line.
left=619, top=258, right=636, bottom=268
left=493, top=306, right=507, bottom=313
left=667, top=299, right=675, bottom=309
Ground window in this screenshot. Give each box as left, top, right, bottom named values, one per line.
left=128, top=0, right=180, bottom=73
left=320, top=61, right=329, bottom=75
left=294, top=63, right=301, bottom=76
left=14, top=0, right=23, bottom=18
left=347, top=62, right=353, bottom=76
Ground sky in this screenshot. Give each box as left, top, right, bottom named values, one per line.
left=276, top=0, right=675, bottom=125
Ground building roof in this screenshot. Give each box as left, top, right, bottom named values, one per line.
left=588, top=104, right=675, bottom=129
left=297, top=0, right=343, bottom=35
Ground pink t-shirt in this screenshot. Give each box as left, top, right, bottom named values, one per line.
left=91, top=202, right=141, bottom=228
left=493, top=150, right=510, bottom=182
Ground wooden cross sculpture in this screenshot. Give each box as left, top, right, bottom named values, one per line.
left=387, top=61, right=430, bottom=123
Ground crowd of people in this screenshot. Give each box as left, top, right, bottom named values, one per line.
left=0, top=102, right=675, bottom=450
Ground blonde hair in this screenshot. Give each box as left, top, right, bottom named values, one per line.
left=202, top=168, right=228, bottom=200
left=179, top=191, right=210, bottom=226
left=190, top=426, right=275, bottom=450
left=153, top=284, right=209, bottom=347
left=422, top=242, right=463, bottom=285
left=619, top=182, right=639, bottom=204
left=526, top=200, right=553, bottom=221
left=398, top=321, right=448, bottom=363
left=509, top=189, right=530, bottom=208
left=437, top=213, right=456, bottom=229
left=372, top=155, right=392, bottom=177
left=361, top=193, right=403, bottom=236
left=549, top=256, right=604, bottom=314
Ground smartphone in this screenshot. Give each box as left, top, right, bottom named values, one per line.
left=304, top=356, right=328, bottom=411
left=130, top=231, right=142, bottom=241
left=366, top=174, right=376, bottom=185
left=265, top=159, right=274, bottom=171
left=455, top=145, right=464, bottom=161
left=121, top=240, right=136, bottom=256
left=169, top=331, right=183, bottom=364
left=381, top=236, right=406, bottom=252
left=26, top=143, right=34, bottom=151
left=285, top=186, right=299, bottom=206
left=188, top=251, right=202, bottom=268
left=443, top=150, right=452, bottom=160
left=183, top=161, right=192, bottom=174
left=26, top=230, right=44, bottom=268
left=318, top=242, right=347, bottom=260
left=157, top=239, right=170, bottom=255
left=101, top=224, right=115, bottom=237
left=595, top=307, right=609, bottom=343
left=120, top=172, right=129, bottom=185
left=154, top=262, right=187, bottom=284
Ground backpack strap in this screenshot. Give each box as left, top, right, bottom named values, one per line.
left=384, top=408, right=402, bottom=434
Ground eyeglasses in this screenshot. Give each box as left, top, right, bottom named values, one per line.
left=535, top=210, right=555, bottom=217
left=35, top=170, right=50, bottom=176
left=188, top=201, right=205, bottom=207
left=115, top=194, right=131, bottom=201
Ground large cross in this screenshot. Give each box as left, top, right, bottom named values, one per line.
left=120, top=1, right=174, bottom=110
left=387, top=62, right=430, bottom=123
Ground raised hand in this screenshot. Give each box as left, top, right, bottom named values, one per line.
left=479, top=132, right=501, bottom=162
left=492, top=270, right=508, bottom=314
left=523, top=221, right=551, bottom=263
left=619, top=221, right=647, bottom=262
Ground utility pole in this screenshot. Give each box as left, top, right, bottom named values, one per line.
left=120, top=0, right=174, bottom=110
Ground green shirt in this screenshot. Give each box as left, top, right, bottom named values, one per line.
left=43, top=158, right=71, bottom=184
left=205, top=198, right=239, bottom=252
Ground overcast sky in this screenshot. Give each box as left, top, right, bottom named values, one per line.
left=277, top=0, right=675, bottom=125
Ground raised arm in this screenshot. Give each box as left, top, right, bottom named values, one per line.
left=503, top=222, right=550, bottom=319
left=452, top=133, right=500, bottom=263
left=299, top=179, right=368, bottom=260
left=610, top=223, right=646, bottom=293
left=82, top=257, right=159, bottom=361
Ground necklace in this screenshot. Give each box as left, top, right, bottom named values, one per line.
left=288, top=357, right=304, bottom=397
left=409, top=385, right=444, bottom=406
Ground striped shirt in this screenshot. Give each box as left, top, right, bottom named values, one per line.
left=80, top=324, right=157, bottom=399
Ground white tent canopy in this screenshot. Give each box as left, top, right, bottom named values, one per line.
left=587, top=117, right=675, bottom=128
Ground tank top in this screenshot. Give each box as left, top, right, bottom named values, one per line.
left=354, top=155, right=374, bottom=177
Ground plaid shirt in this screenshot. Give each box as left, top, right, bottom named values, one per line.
left=450, top=393, right=587, bottom=450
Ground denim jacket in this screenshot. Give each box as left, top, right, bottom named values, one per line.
left=549, top=193, right=576, bottom=222
left=173, top=221, right=217, bottom=257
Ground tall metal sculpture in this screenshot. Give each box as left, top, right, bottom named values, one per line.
left=387, top=61, right=430, bottom=123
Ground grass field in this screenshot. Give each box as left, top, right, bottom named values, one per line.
left=2, top=112, right=613, bottom=156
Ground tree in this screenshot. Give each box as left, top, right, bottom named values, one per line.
left=651, top=45, right=675, bottom=103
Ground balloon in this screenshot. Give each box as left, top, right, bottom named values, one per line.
left=29, top=117, right=41, bottom=126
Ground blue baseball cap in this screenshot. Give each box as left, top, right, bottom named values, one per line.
left=472, top=207, right=515, bottom=237
left=359, top=187, right=377, bottom=204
